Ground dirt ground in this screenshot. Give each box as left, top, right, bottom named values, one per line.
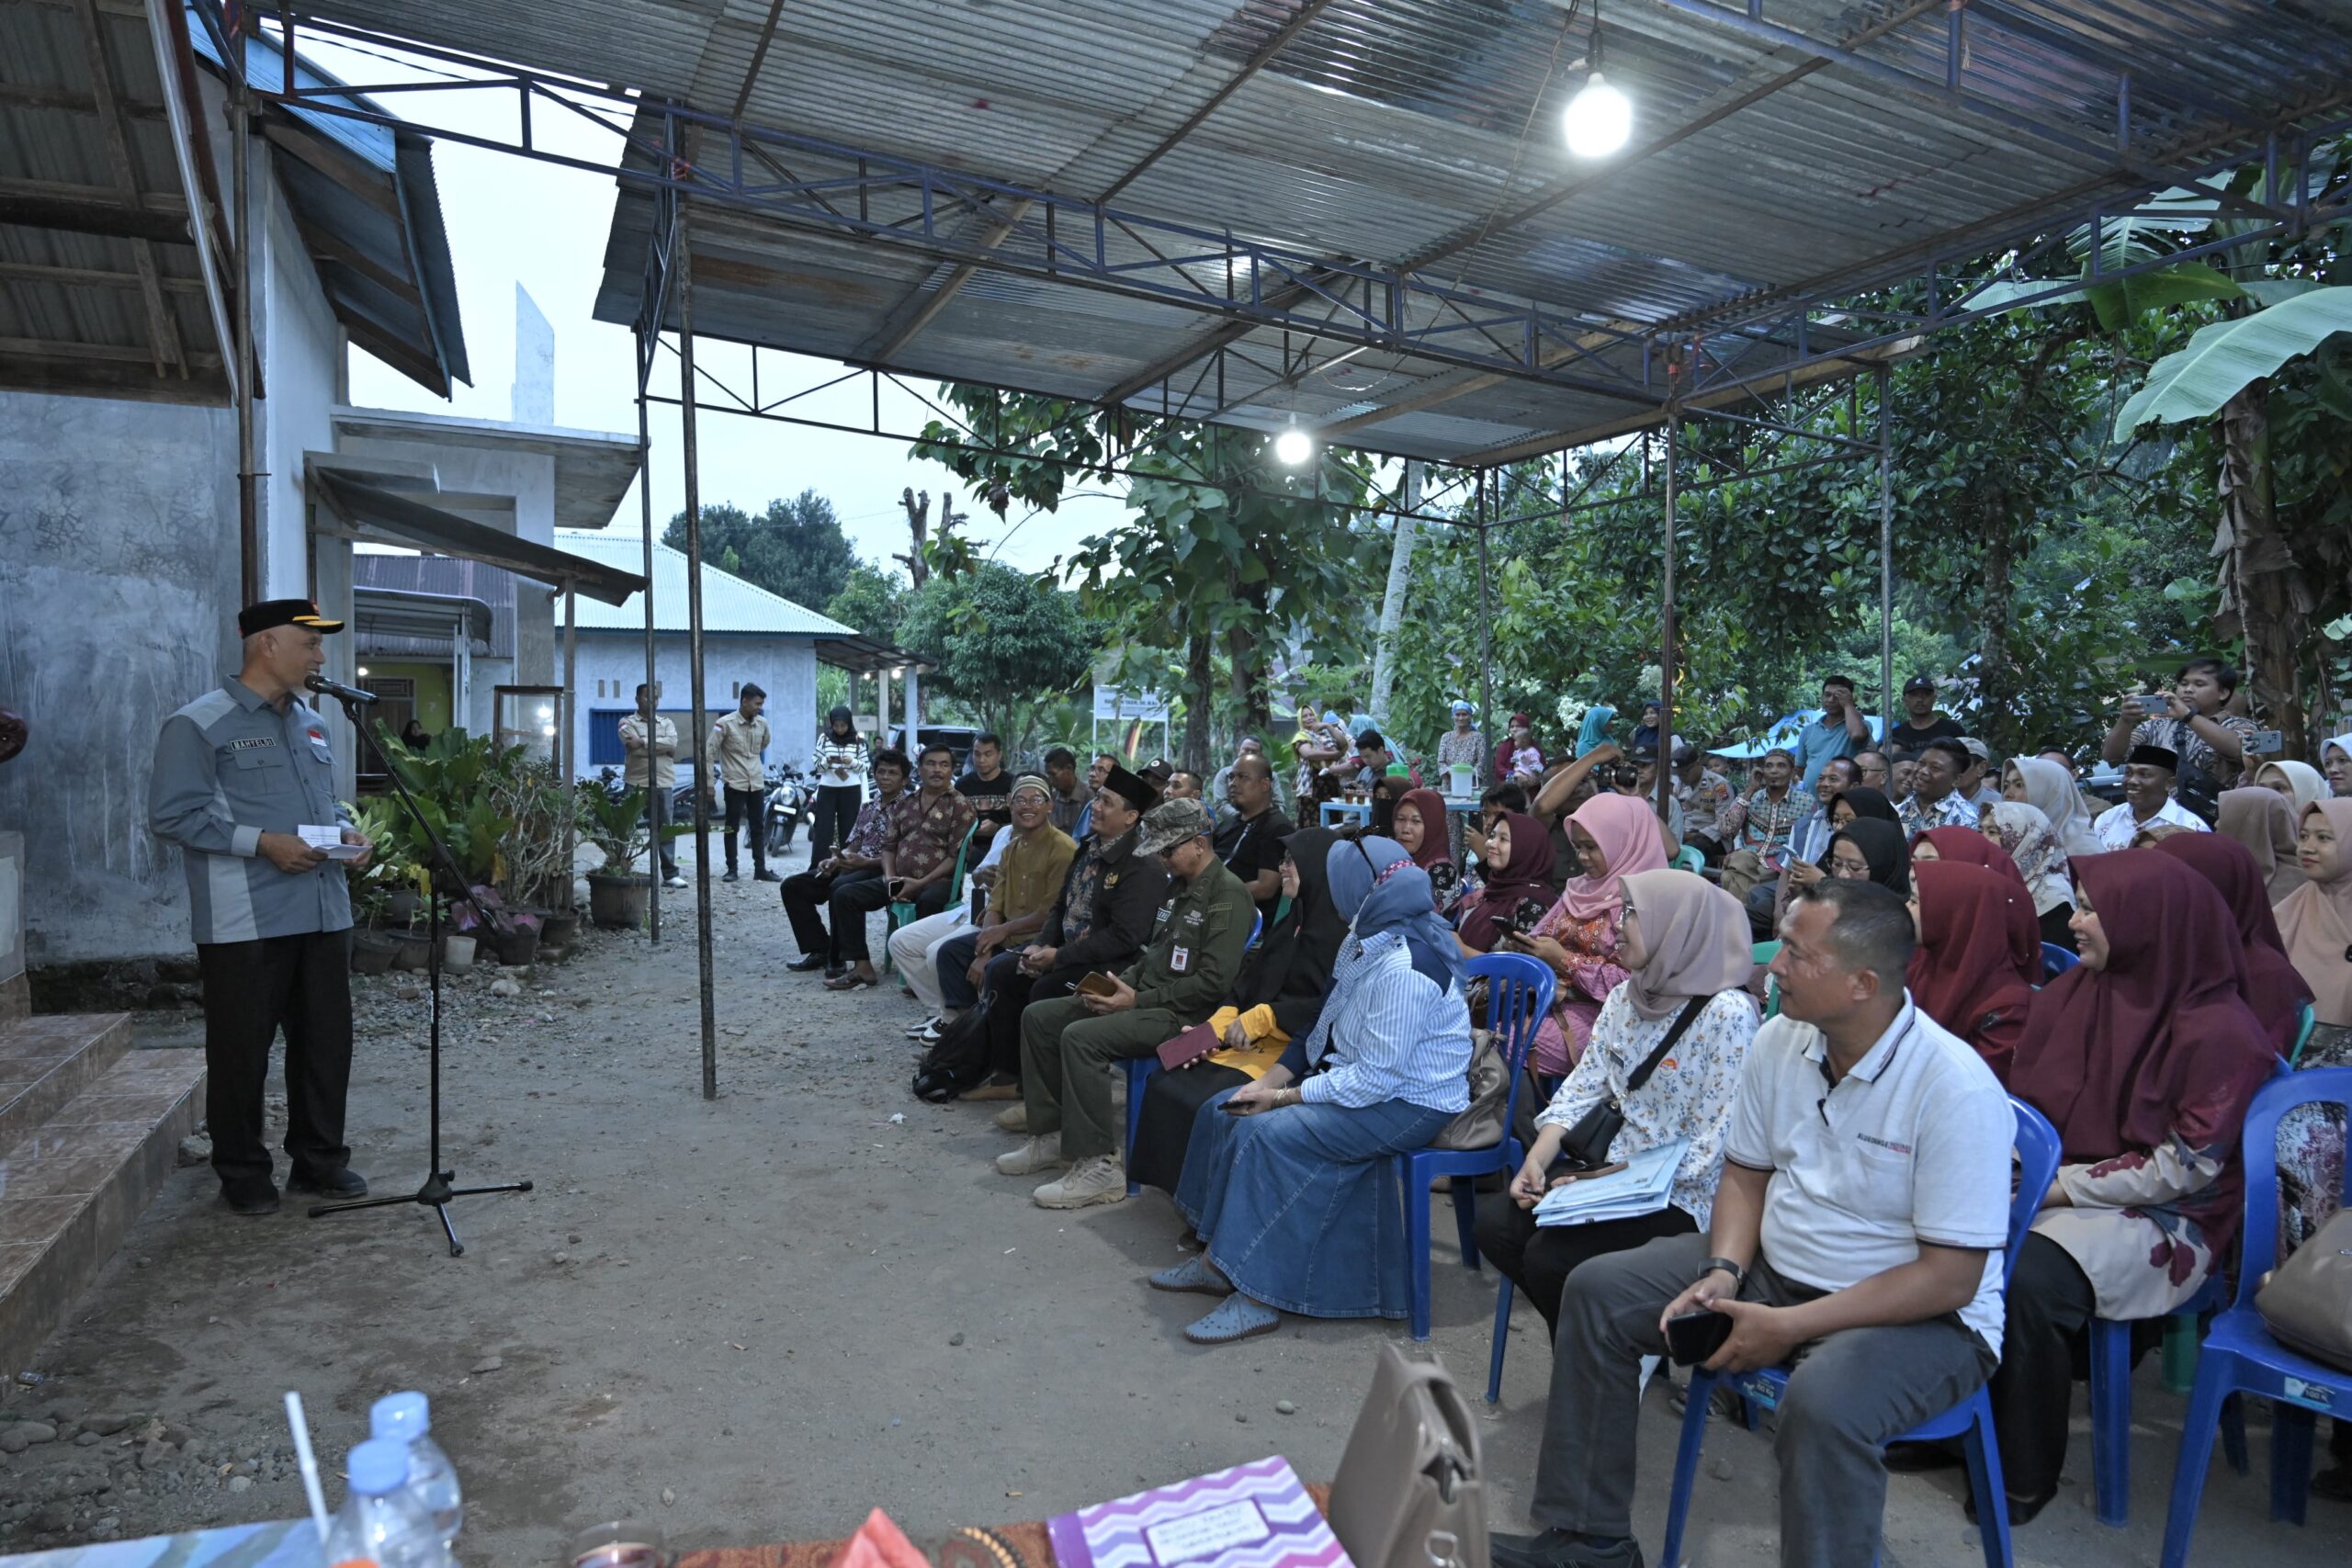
left=1, top=830, right=2345, bottom=1566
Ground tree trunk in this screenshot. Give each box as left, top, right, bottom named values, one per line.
left=1182, top=628, right=1215, bottom=775
left=2216, top=378, right=2309, bottom=754
left=1976, top=508, right=2015, bottom=744
left=1369, top=462, right=1422, bottom=731
left=895, top=488, right=932, bottom=590
left=1227, top=569, right=1272, bottom=739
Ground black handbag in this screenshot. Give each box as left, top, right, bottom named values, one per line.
left=1555, top=996, right=1707, bottom=1170
left=911, top=995, right=995, bottom=1102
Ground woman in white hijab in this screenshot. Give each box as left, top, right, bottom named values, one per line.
left=2324, top=733, right=2352, bottom=798
left=2006, top=755, right=2103, bottom=861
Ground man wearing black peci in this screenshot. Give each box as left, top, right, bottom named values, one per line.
left=149, top=599, right=374, bottom=1216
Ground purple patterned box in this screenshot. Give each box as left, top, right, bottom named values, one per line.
left=1047, top=1456, right=1351, bottom=1568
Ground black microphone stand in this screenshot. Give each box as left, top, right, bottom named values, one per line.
left=310, top=686, right=531, bottom=1254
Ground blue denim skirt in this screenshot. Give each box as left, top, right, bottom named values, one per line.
left=1173, top=1089, right=1453, bottom=1320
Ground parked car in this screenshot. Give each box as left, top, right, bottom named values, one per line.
left=887, top=725, right=982, bottom=774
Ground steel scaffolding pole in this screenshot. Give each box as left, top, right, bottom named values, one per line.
left=232, top=76, right=257, bottom=603
left=637, top=329, right=662, bottom=946
left=1877, top=365, right=1895, bottom=741
left=679, top=225, right=718, bottom=1101
left=1476, top=470, right=1494, bottom=780
left=1657, top=406, right=1681, bottom=827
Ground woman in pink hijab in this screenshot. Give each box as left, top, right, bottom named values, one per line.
left=1503, top=793, right=1668, bottom=1074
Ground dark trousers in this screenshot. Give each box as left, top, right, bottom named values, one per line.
left=722, top=785, right=766, bottom=875
left=781, top=866, right=881, bottom=962
left=1473, top=1198, right=1699, bottom=1337
left=1533, top=1230, right=1996, bottom=1567
left=646, top=785, right=679, bottom=878
left=808, top=784, right=862, bottom=863
left=981, top=960, right=1080, bottom=1079
left=832, top=875, right=946, bottom=963
left=1989, top=1232, right=2100, bottom=1506
left=197, top=931, right=354, bottom=1187
left=936, top=930, right=984, bottom=1010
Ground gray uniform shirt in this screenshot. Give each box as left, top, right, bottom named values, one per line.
left=149, top=676, right=354, bottom=944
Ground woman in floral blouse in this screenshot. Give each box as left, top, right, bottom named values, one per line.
left=1474, top=869, right=1758, bottom=1334
left=1506, top=794, right=1667, bottom=1076
left=1991, top=850, right=2277, bottom=1522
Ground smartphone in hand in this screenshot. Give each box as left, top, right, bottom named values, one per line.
left=1665, top=1308, right=1733, bottom=1367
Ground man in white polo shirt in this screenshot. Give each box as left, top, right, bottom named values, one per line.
left=1491, top=879, right=2014, bottom=1568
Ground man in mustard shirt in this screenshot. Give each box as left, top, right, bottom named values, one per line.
left=929, top=776, right=1076, bottom=1022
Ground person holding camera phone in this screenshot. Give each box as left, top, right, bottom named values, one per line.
left=2098, top=655, right=2258, bottom=784
left=821, top=743, right=974, bottom=991
left=1474, top=870, right=1760, bottom=1337
left=1491, top=880, right=2013, bottom=1568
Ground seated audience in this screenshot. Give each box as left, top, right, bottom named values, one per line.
left=1827, top=784, right=1901, bottom=829
left=1393, top=787, right=1459, bottom=908
left=1896, top=738, right=1980, bottom=837
left=924, top=779, right=1078, bottom=1039
left=1888, top=756, right=1917, bottom=804
left=1510, top=795, right=1668, bottom=1075
left=1044, top=746, right=1090, bottom=835
left=1475, top=870, right=1759, bottom=1335
left=2324, top=732, right=2352, bottom=796
left=781, top=749, right=909, bottom=977
left=1154, top=838, right=1471, bottom=1342
left=1956, top=739, right=2004, bottom=811
left=955, top=732, right=1015, bottom=846
left=1673, top=743, right=1736, bottom=864
left=1979, top=800, right=2079, bottom=950
left=2154, top=831, right=2314, bottom=1052
left=1462, top=781, right=1530, bottom=880
left=822, top=744, right=977, bottom=992
left=1909, top=824, right=2026, bottom=885
left=2215, top=786, right=2305, bottom=903
left=967, top=765, right=1165, bottom=1100
left=997, top=799, right=1252, bottom=1209
left=2273, top=801, right=2352, bottom=1262
left=1629, top=701, right=1661, bottom=756
left=1214, top=753, right=1292, bottom=916
left=1574, top=704, right=1618, bottom=760
left=888, top=819, right=1013, bottom=1037
left=1851, top=750, right=1893, bottom=793
left=1070, top=751, right=1119, bottom=841
left=1126, top=829, right=1347, bottom=1195
left=1164, top=769, right=1205, bottom=801
left=2098, top=656, right=2256, bottom=784
left=1719, top=747, right=1805, bottom=904
left=1456, top=810, right=1556, bottom=951
left=1746, top=758, right=1854, bottom=919
left=1905, top=861, right=2040, bottom=1080
left=1368, top=773, right=1410, bottom=837
left=1826, top=819, right=1911, bottom=894
left=1207, top=736, right=1265, bottom=823
left=2006, top=756, right=2103, bottom=862
left=1627, top=750, right=1687, bottom=856
left=2256, top=758, right=2327, bottom=818
left=1489, top=880, right=2014, bottom=1568
left=1995, top=851, right=2277, bottom=1524
left=1327, top=729, right=1396, bottom=792
left=2090, top=744, right=2210, bottom=849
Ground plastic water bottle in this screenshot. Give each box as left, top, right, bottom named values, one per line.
left=370, top=1391, right=462, bottom=1551
left=322, top=1438, right=445, bottom=1568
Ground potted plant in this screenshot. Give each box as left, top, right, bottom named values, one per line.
left=350, top=886, right=401, bottom=974
left=582, top=782, right=662, bottom=929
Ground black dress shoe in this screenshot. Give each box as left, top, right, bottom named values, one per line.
left=288, top=1167, right=368, bottom=1198
left=754, top=869, right=782, bottom=882
left=221, top=1179, right=281, bottom=1216
left=786, top=953, right=830, bottom=972
left=721, top=870, right=741, bottom=883
left=1489, top=1529, right=1643, bottom=1568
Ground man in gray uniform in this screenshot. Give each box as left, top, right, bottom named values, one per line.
left=150, top=600, right=372, bottom=1215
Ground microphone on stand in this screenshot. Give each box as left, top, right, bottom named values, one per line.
left=304, top=673, right=379, bottom=706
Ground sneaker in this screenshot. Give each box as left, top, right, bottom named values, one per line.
left=287, top=1166, right=368, bottom=1199
left=754, top=869, right=782, bottom=883
left=905, top=1016, right=941, bottom=1039
left=1033, top=1154, right=1125, bottom=1209
left=1487, top=1530, right=1644, bottom=1568
left=220, top=1179, right=281, bottom=1216
left=992, top=1103, right=1029, bottom=1133
left=663, top=875, right=689, bottom=890
left=994, top=1133, right=1063, bottom=1176
left=914, top=1021, right=944, bottom=1045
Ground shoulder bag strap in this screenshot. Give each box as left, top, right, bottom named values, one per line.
left=1621, top=994, right=1711, bottom=1096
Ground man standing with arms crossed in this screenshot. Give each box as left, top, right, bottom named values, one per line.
left=150, top=600, right=373, bottom=1216
left=620, top=682, right=685, bottom=890
left=710, top=683, right=775, bottom=884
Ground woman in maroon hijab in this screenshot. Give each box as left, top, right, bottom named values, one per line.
left=2152, top=831, right=2314, bottom=1053
left=1989, top=851, right=2277, bottom=1522
left=1905, top=861, right=2040, bottom=1081
left=1454, top=810, right=1555, bottom=953
left=1908, top=825, right=2030, bottom=896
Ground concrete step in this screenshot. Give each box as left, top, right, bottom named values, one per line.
left=0, top=1043, right=206, bottom=1377
left=0, top=1014, right=132, bottom=1156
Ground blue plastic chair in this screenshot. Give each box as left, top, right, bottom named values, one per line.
left=1753, top=940, right=1781, bottom=1021
left=1396, top=951, right=1554, bottom=1342
left=1660, top=1096, right=2063, bottom=1568
left=2041, top=942, right=2078, bottom=980
left=2087, top=1276, right=2248, bottom=1526
left=1671, top=845, right=1704, bottom=874
left=2290, top=1001, right=2316, bottom=1066
left=2160, top=1066, right=2352, bottom=1567
left=1123, top=909, right=1265, bottom=1197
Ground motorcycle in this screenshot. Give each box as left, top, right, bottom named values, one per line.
left=763, top=763, right=810, bottom=857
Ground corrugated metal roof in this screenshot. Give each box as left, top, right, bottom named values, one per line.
left=288, top=0, right=2352, bottom=457
left=553, top=530, right=857, bottom=637
left=353, top=552, right=518, bottom=656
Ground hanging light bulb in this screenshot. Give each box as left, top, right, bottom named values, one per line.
left=1562, top=72, right=1632, bottom=158
left=1273, top=423, right=1315, bottom=467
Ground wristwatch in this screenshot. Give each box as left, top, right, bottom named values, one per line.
left=1699, top=1257, right=1747, bottom=1289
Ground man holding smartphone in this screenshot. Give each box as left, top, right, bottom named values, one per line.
left=1491, top=881, right=2012, bottom=1568
left=821, top=742, right=974, bottom=991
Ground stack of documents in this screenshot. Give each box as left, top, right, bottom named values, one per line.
left=1534, top=1138, right=1687, bottom=1227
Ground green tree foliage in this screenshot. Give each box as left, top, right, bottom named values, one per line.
left=895, top=561, right=1094, bottom=748
left=662, top=490, right=858, bottom=613
left=823, top=561, right=909, bottom=642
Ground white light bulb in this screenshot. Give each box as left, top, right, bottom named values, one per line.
left=356, top=666, right=370, bottom=678
left=1562, top=72, right=1632, bottom=159
left=1273, top=426, right=1315, bottom=467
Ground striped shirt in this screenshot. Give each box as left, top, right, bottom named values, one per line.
left=815, top=734, right=866, bottom=789
left=1295, top=931, right=1473, bottom=1113
left=149, top=677, right=354, bottom=944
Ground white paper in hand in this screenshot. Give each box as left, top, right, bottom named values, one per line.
left=1535, top=1137, right=1688, bottom=1227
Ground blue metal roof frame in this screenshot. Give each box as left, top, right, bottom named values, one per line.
left=187, top=6, right=469, bottom=398
left=222, top=0, right=2352, bottom=461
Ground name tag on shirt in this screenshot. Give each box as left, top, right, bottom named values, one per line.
left=1171, top=945, right=1191, bottom=974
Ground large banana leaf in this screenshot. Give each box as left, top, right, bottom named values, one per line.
left=2112, top=287, right=2352, bottom=436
